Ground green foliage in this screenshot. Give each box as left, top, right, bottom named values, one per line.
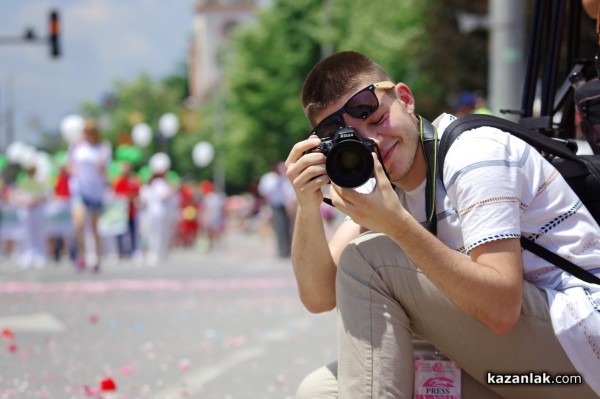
left=108, top=73, right=183, bottom=143
left=418, top=0, right=489, bottom=112
left=223, top=0, right=324, bottom=190
left=115, top=145, right=142, bottom=163
left=222, top=0, right=435, bottom=190
left=77, top=70, right=203, bottom=179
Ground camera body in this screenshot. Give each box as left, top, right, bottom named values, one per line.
left=306, top=127, right=379, bottom=188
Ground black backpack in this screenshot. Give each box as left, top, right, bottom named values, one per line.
left=437, top=113, right=600, bottom=285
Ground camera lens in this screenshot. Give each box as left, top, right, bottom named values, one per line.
left=326, top=140, right=374, bottom=188
left=338, top=149, right=362, bottom=170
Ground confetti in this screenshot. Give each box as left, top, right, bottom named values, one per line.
left=179, top=359, right=191, bottom=372
left=120, top=365, right=134, bottom=375
left=226, top=336, right=246, bottom=346
left=83, top=385, right=98, bottom=397
left=2, top=328, right=15, bottom=340
left=99, top=377, right=117, bottom=392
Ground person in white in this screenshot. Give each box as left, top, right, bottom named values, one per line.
left=139, top=153, right=177, bottom=266
left=258, top=162, right=296, bottom=257
left=286, top=51, right=600, bottom=398
left=11, top=161, right=49, bottom=268
left=68, top=119, right=112, bottom=272
left=200, top=180, right=227, bottom=249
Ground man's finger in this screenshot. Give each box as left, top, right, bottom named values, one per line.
left=330, top=183, right=358, bottom=207
left=372, top=153, right=391, bottom=188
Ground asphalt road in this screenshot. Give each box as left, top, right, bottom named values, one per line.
left=0, top=230, right=337, bottom=399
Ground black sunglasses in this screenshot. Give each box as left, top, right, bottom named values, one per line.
left=310, top=81, right=395, bottom=139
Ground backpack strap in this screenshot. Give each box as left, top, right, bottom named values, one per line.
left=438, top=114, right=600, bottom=182
left=438, top=114, right=600, bottom=285
left=417, top=115, right=438, bottom=235
left=521, top=237, right=600, bottom=285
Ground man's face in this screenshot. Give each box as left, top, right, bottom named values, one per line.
left=312, top=81, right=422, bottom=189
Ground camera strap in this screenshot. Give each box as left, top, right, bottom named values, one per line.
left=417, top=115, right=439, bottom=235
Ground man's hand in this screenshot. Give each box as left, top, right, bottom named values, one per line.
left=329, top=152, right=406, bottom=234
left=285, top=135, right=331, bottom=210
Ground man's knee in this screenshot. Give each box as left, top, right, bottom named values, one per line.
left=295, top=362, right=338, bottom=399
left=338, top=232, right=417, bottom=279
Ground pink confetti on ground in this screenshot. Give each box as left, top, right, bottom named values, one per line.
left=0, top=278, right=295, bottom=294
left=83, top=385, right=97, bottom=397
left=2, top=328, right=15, bottom=340
left=179, top=359, right=191, bottom=372
left=225, top=336, right=247, bottom=346
left=120, top=365, right=134, bottom=375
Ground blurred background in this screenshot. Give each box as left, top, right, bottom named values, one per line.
left=1, top=0, right=599, bottom=398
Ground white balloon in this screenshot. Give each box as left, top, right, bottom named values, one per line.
left=149, top=152, right=171, bottom=174
left=159, top=113, right=180, bottom=138
left=18, top=145, right=37, bottom=169
left=60, top=114, right=85, bottom=143
left=132, top=123, right=152, bottom=147
left=6, top=141, right=26, bottom=163
left=192, top=141, right=214, bottom=167
left=6, top=141, right=36, bottom=167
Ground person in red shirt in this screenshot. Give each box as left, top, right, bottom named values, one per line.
left=176, top=183, right=200, bottom=247
left=50, top=165, right=77, bottom=262
left=113, top=162, right=141, bottom=258
left=54, top=165, right=70, bottom=199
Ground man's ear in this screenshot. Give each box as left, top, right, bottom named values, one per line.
left=394, top=83, right=416, bottom=114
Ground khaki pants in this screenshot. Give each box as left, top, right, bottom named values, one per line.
left=296, top=232, right=597, bottom=399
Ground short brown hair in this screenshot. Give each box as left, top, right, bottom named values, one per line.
left=84, top=118, right=99, bottom=133
left=301, top=51, right=392, bottom=126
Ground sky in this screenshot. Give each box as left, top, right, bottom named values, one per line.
left=0, top=0, right=196, bottom=148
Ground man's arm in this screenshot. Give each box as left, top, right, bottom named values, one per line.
left=292, top=214, right=362, bottom=313
left=331, top=154, right=523, bottom=334
left=285, top=136, right=362, bottom=313
left=387, top=214, right=523, bottom=334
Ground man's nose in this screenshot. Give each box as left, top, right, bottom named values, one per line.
left=351, top=124, right=382, bottom=144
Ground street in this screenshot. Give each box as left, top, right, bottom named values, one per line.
left=0, top=230, right=337, bottom=399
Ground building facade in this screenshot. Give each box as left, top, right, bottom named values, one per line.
left=189, top=0, right=257, bottom=102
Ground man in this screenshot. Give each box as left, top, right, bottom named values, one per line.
left=285, top=51, right=600, bottom=398
left=258, top=161, right=295, bottom=258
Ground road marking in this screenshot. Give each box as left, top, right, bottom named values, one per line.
left=0, top=278, right=296, bottom=294
left=0, top=312, right=66, bottom=332
left=150, top=346, right=266, bottom=399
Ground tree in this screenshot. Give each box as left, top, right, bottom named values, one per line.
left=78, top=67, right=207, bottom=178
left=223, top=0, right=432, bottom=191
left=223, top=0, right=324, bottom=190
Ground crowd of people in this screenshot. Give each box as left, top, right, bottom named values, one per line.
left=0, top=118, right=290, bottom=271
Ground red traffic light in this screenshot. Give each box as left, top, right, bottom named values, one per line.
left=49, top=10, right=60, bottom=58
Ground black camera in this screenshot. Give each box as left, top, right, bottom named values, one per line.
left=306, top=127, right=380, bottom=188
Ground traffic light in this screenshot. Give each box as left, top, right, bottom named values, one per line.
left=48, top=10, right=60, bottom=58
